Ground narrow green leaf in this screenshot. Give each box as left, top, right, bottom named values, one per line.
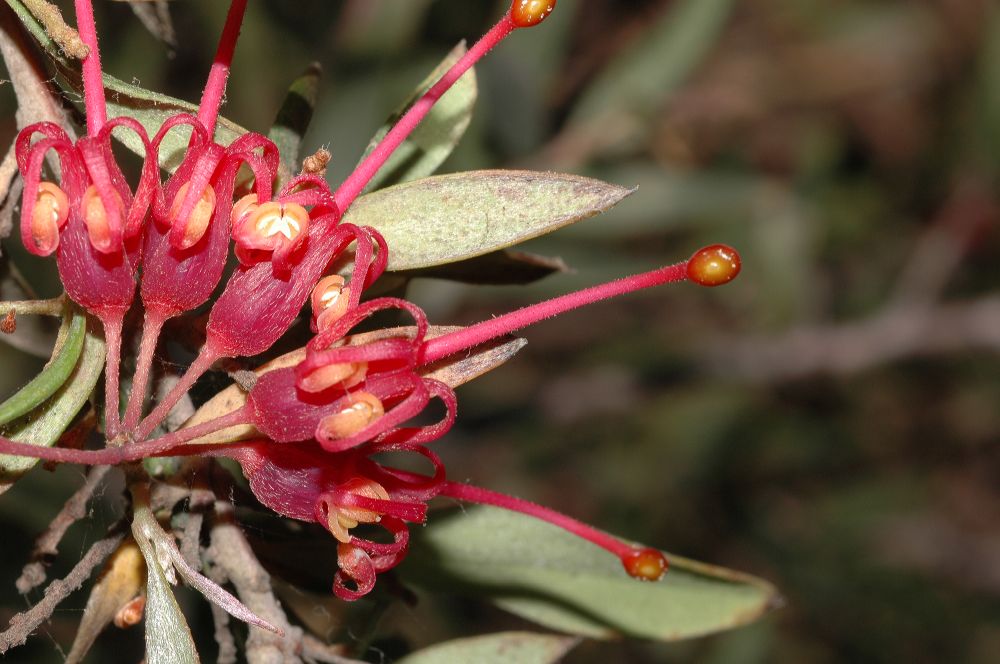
left=132, top=509, right=200, bottom=664
left=0, top=312, right=105, bottom=493
left=268, top=63, right=322, bottom=188
left=403, top=506, right=780, bottom=641
left=0, top=312, right=85, bottom=425
left=344, top=170, right=634, bottom=270
left=6, top=0, right=248, bottom=169
left=571, top=0, right=734, bottom=123
left=358, top=42, right=477, bottom=193
left=397, top=632, right=579, bottom=664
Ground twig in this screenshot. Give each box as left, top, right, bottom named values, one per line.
left=302, top=635, right=369, bottom=664
left=18, top=0, right=88, bottom=58
left=179, top=485, right=214, bottom=571
left=0, top=296, right=67, bottom=318
left=0, top=2, right=77, bottom=137
left=889, top=178, right=996, bottom=308
left=16, top=465, right=112, bottom=594
left=209, top=602, right=239, bottom=664
left=208, top=499, right=305, bottom=664
left=0, top=529, right=124, bottom=654
left=707, top=295, right=1000, bottom=382
left=0, top=142, right=18, bottom=212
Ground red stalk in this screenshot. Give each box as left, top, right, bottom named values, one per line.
left=0, top=407, right=247, bottom=465
left=439, top=481, right=635, bottom=560
left=421, top=261, right=690, bottom=364
left=122, top=310, right=166, bottom=432
left=133, top=347, right=220, bottom=442
left=333, top=15, right=516, bottom=211
left=102, top=313, right=123, bottom=438
left=74, top=0, right=106, bottom=136
left=198, top=0, right=248, bottom=138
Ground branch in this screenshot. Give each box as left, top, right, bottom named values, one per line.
left=0, top=529, right=124, bottom=654
left=0, top=2, right=78, bottom=135
left=19, top=0, right=88, bottom=59
left=208, top=498, right=305, bottom=664
left=707, top=295, right=1000, bottom=382
left=17, top=465, right=113, bottom=594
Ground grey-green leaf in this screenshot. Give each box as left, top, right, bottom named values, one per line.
left=0, top=312, right=105, bottom=493
left=571, top=0, right=735, bottom=123
left=344, top=170, right=634, bottom=270
left=358, top=41, right=477, bottom=193
left=268, top=63, right=322, bottom=188
left=397, top=632, right=579, bottom=664
left=403, top=506, right=780, bottom=641
left=0, top=312, right=85, bottom=425
left=133, top=513, right=200, bottom=664
left=7, top=0, right=248, bottom=170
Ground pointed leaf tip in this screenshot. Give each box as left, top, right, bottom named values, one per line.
left=345, top=170, right=634, bottom=271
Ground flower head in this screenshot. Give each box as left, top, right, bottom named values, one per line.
left=0, top=0, right=740, bottom=614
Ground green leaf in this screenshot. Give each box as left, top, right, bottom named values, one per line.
left=268, top=63, right=322, bottom=188
left=0, top=311, right=105, bottom=493
left=571, top=0, right=735, bottom=123
left=397, top=632, right=579, bottom=664
left=403, top=506, right=780, bottom=641
left=358, top=41, right=477, bottom=193
left=344, top=170, right=634, bottom=270
left=132, top=510, right=200, bottom=664
left=0, top=312, right=85, bottom=425
left=6, top=0, right=248, bottom=170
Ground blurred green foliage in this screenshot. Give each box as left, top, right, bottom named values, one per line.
left=1, top=0, right=999, bottom=662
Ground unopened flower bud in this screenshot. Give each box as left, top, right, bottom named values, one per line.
left=1, top=310, right=15, bottom=334
left=113, top=595, right=146, bottom=628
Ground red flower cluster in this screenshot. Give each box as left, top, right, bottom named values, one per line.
left=1, top=0, right=742, bottom=601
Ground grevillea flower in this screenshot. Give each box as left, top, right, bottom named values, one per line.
left=0, top=0, right=743, bottom=604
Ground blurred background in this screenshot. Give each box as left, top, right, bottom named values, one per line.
left=2, top=0, right=999, bottom=662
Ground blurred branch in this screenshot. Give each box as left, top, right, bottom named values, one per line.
left=16, top=465, right=113, bottom=594
left=125, top=0, right=175, bottom=50
left=0, top=528, right=124, bottom=654
left=889, top=178, right=997, bottom=308
left=0, top=3, right=66, bottom=133
left=708, top=296, right=1000, bottom=381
